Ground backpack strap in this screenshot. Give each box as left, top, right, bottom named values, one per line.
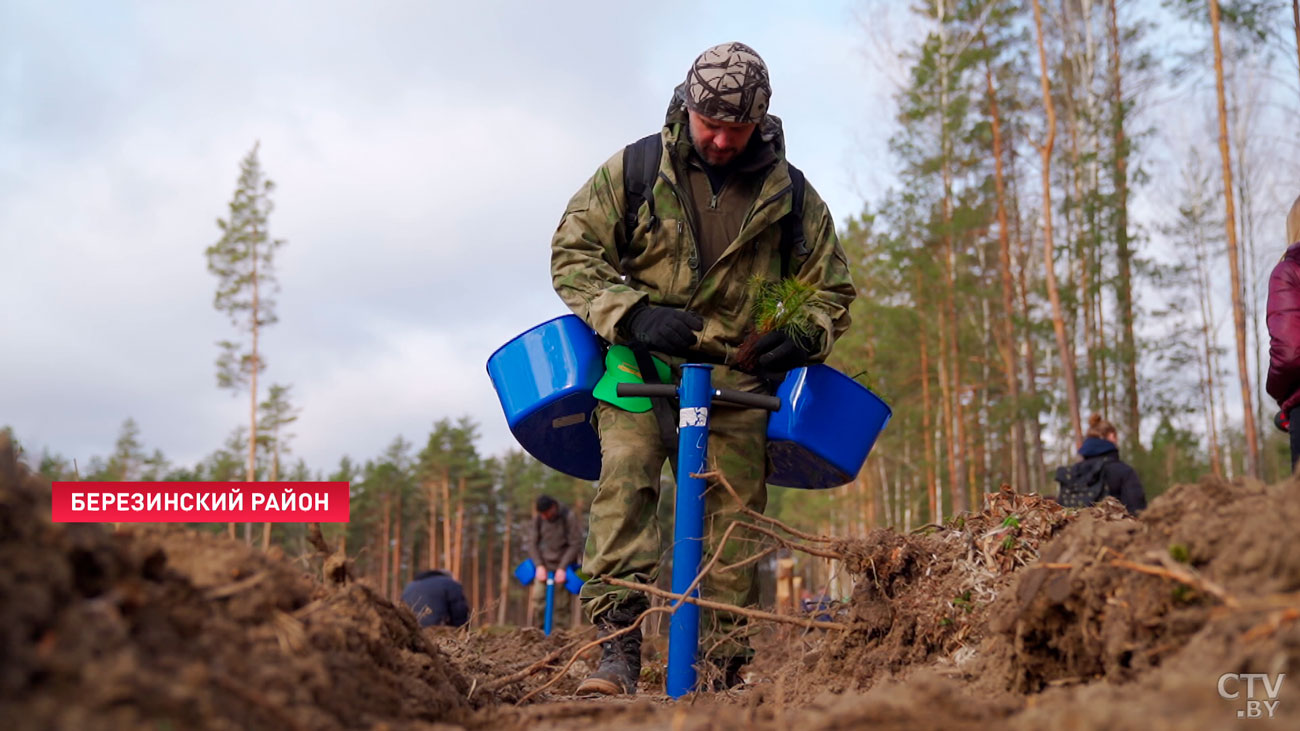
left=620, top=133, right=663, bottom=265
left=779, top=163, right=808, bottom=279
left=630, top=344, right=678, bottom=455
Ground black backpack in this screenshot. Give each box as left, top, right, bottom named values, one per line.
left=620, top=133, right=808, bottom=277
left=1053, top=455, right=1115, bottom=508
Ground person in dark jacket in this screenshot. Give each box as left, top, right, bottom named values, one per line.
left=526, top=494, right=584, bottom=629
left=1265, top=194, right=1300, bottom=469
left=1075, top=414, right=1147, bottom=515
left=401, top=569, right=469, bottom=628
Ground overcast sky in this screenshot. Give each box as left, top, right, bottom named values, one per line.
left=2, top=0, right=912, bottom=472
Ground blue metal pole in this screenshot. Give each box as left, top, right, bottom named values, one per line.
left=667, top=363, right=713, bottom=698
left=544, top=572, right=555, bottom=636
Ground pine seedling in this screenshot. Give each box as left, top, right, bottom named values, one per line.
left=734, top=276, right=818, bottom=372
left=748, top=275, right=817, bottom=339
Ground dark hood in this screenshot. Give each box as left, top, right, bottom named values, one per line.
left=1078, top=436, right=1119, bottom=459
left=413, top=569, right=450, bottom=581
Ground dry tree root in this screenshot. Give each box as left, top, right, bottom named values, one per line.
left=604, top=577, right=847, bottom=631
left=1108, top=557, right=1240, bottom=608
left=306, top=522, right=350, bottom=586
left=475, top=632, right=593, bottom=698
left=700, top=468, right=838, bottom=544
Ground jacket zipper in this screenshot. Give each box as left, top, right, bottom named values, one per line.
left=661, top=148, right=794, bottom=307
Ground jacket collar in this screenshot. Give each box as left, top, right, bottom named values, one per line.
left=660, top=84, right=797, bottom=256
left=1078, top=436, right=1119, bottom=459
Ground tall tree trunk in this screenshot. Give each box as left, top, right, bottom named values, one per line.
left=380, top=493, right=391, bottom=599
left=918, top=277, right=939, bottom=521
left=392, top=491, right=403, bottom=599
left=1009, top=154, right=1048, bottom=494
left=1108, top=0, right=1140, bottom=451
left=985, top=52, right=1030, bottom=492
left=1033, top=0, right=1084, bottom=446
left=1209, top=0, right=1261, bottom=478
left=470, top=527, right=480, bottom=628
left=877, top=458, right=891, bottom=528
left=484, top=522, right=495, bottom=627
left=936, top=308, right=958, bottom=515
left=1097, top=285, right=1109, bottom=416
left=261, top=444, right=278, bottom=552
left=434, top=478, right=444, bottom=569
left=498, top=505, right=512, bottom=625
left=453, top=479, right=466, bottom=578
left=934, top=1, right=967, bottom=515
left=942, top=157, right=968, bottom=515
left=246, top=231, right=260, bottom=546
left=1061, top=13, right=1093, bottom=409
left=441, top=470, right=453, bottom=575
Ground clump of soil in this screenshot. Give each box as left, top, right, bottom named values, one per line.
left=760, top=476, right=1300, bottom=730
left=794, top=487, right=1118, bottom=696
left=0, top=437, right=474, bottom=731
left=982, top=475, right=1300, bottom=693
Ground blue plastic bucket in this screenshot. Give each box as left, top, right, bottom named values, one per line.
left=766, top=365, right=892, bottom=489
left=514, top=558, right=536, bottom=586
left=486, top=315, right=604, bottom=480
left=564, top=563, right=585, bottom=595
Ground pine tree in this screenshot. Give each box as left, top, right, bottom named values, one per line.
left=206, top=142, right=287, bottom=538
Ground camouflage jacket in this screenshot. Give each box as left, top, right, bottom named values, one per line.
left=550, top=87, right=854, bottom=365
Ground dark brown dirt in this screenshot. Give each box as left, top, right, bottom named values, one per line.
left=0, top=438, right=475, bottom=731
left=5, top=425, right=1298, bottom=731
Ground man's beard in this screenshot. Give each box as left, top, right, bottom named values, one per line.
left=694, top=139, right=738, bottom=167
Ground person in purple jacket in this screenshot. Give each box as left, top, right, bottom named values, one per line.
left=1265, top=194, right=1300, bottom=469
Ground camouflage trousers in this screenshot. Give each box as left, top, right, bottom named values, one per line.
left=579, top=365, right=768, bottom=660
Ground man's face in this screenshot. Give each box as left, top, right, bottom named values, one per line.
left=687, top=110, right=757, bottom=166
left=541, top=506, right=558, bottom=521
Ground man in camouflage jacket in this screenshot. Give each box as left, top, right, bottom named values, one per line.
left=550, top=42, right=854, bottom=695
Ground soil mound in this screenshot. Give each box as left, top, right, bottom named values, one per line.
left=763, top=477, right=1300, bottom=730
left=795, top=487, right=1123, bottom=694
left=0, top=438, right=474, bottom=731
left=982, top=475, right=1300, bottom=696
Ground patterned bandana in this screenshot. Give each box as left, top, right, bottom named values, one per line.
left=683, top=42, right=771, bottom=124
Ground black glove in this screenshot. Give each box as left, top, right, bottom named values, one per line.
left=1276, top=410, right=1291, bottom=433
left=754, top=330, right=815, bottom=373
left=622, top=305, right=704, bottom=354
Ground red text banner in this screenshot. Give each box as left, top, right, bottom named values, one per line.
left=51, top=482, right=350, bottom=523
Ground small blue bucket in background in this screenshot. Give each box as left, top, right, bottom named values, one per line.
left=487, top=315, right=604, bottom=480
left=514, top=558, right=536, bottom=586
left=564, top=563, right=585, bottom=595
left=766, top=365, right=892, bottom=489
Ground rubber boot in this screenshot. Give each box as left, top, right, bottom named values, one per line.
left=576, top=603, right=643, bottom=695
left=709, top=656, right=748, bottom=691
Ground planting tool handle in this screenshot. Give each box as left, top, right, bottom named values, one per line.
left=616, top=383, right=677, bottom=399
left=616, top=384, right=780, bottom=412
left=713, top=388, right=780, bottom=411
left=544, top=574, right=555, bottom=636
